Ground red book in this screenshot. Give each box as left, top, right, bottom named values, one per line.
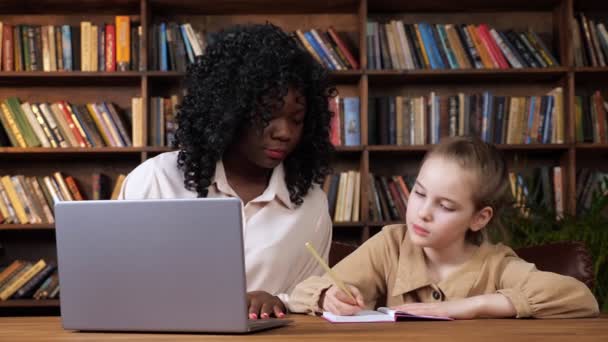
left=2, top=24, right=13, bottom=71
left=477, top=25, right=509, bottom=69
left=328, top=95, right=341, bottom=146
left=105, top=24, right=116, bottom=71
left=594, top=91, right=607, bottom=143
left=57, top=101, right=87, bottom=147
left=327, top=26, right=359, bottom=69
left=64, top=176, right=85, bottom=201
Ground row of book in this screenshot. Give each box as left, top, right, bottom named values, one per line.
left=0, top=18, right=140, bottom=72
left=510, top=167, right=565, bottom=218
left=0, top=172, right=125, bottom=225
left=0, top=259, right=58, bottom=301
left=576, top=168, right=608, bottom=214
left=368, top=174, right=412, bottom=222
left=575, top=91, right=608, bottom=144
left=149, top=22, right=204, bottom=72
left=0, top=97, right=136, bottom=148
left=148, top=95, right=178, bottom=147
left=573, top=14, right=608, bottom=68
left=368, top=88, right=565, bottom=146
left=328, top=96, right=361, bottom=147
left=366, top=21, right=558, bottom=70
left=293, top=27, right=359, bottom=71
left=323, top=171, right=361, bottom=223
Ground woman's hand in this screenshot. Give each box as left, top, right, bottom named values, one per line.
left=320, top=285, right=365, bottom=316
left=247, top=291, right=286, bottom=320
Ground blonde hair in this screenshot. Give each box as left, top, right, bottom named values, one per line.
left=423, top=136, right=510, bottom=244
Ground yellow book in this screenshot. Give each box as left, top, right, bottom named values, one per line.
left=0, top=259, right=46, bottom=301
left=111, top=174, right=126, bottom=200
left=334, top=172, right=347, bottom=222
left=351, top=171, right=361, bottom=222
left=115, top=16, right=131, bottom=71
left=0, top=102, right=27, bottom=147
left=0, top=183, right=10, bottom=221
left=0, top=176, right=28, bottom=224
left=91, top=25, right=98, bottom=72
left=550, top=87, right=564, bottom=144
left=80, top=21, right=91, bottom=71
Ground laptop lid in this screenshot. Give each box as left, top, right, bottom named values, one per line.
left=55, top=198, right=252, bottom=332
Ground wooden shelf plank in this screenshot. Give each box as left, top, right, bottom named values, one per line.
left=0, top=147, right=146, bottom=154
left=0, top=300, right=59, bottom=308
left=0, top=71, right=142, bottom=78
left=367, top=68, right=568, bottom=84
left=368, top=144, right=570, bottom=152
left=0, top=224, right=55, bottom=231
left=333, top=222, right=365, bottom=228
left=368, top=0, right=562, bottom=12
left=149, top=0, right=360, bottom=15
left=575, top=144, right=608, bottom=150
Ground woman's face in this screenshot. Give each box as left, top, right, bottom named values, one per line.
left=233, top=87, right=306, bottom=169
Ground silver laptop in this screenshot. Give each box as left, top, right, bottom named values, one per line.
left=55, top=198, right=292, bottom=333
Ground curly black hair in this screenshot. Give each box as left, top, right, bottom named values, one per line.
left=175, top=23, right=336, bottom=206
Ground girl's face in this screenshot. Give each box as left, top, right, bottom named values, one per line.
left=233, top=87, right=306, bottom=170
left=405, top=156, right=491, bottom=250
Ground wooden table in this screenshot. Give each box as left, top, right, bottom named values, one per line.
left=0, top=315, right=606, bottom=341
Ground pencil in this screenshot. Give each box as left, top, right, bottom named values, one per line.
left=304, top=242, right=359, bottom=304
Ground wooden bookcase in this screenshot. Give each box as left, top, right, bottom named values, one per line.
left=1, top=0, right=607, bottom=314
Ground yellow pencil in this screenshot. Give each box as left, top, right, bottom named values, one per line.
left=304, top=242, right=359, bottom=304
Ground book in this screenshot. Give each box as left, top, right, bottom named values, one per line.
left=322, top=307, right=452, bottom=323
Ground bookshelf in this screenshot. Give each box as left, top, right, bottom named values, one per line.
left=0, top=0, right=607, bottom=314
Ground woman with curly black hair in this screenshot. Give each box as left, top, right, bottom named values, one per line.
left=118, top=23, right=335, bottom=320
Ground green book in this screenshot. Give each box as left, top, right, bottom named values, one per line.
left=5, top=97, right=41, bottom=147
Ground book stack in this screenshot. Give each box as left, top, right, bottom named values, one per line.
left=576, top=169, right=608, bottom=215
left=368, top=88, right=564, bottom=145
left=509, top=167, right=564, bottom=218
left=0, top=259, right=59, bottom=301
left=368, top=174, right=412, bottom=222
left=0, top=172, right=125, bottom=224
left=366, top=21, right=558, bottom=70
left=323, top=171, right=361, bottom=223
left=0, top=97, right=141, bottom=148
left=572, top=14, right=608, bottom=67
left=293, top=27, right=359, bottom=71
left=149, top=22, right=204, bottom=72
left=0, top=17, right=141, bottom=72
left=328, top=96, right=361, bottom=147
left=575, top=91, right=608, bottom=143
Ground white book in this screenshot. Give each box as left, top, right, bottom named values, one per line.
left=322, top=307, right=452, bottom=323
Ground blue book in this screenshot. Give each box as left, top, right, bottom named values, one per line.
left=419, top=23, right=445, bottom=69
left=160, top=23, right=168, bottom=71
left=434, top=94, right=440, bottom=144
left=437, top=25, right=459, bottom=69
left=180, top=25, right=195, bottom=64
left=304, top=31, right=334, bottom=70
left=526, top=97, right=536, bottom=144
left=343, top=97, right=361, bottom=146
left=482, top=92, right=493, bottom=143
left=61, top=25, right=72, bottom=71
left=70, top=104, right=96, bottom=147
left=542, top=96, right=554, bottom=144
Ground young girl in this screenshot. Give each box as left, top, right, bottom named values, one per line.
left=289, top=136, right=599, bottom=319
left=119, top=23, right=335, bottom=320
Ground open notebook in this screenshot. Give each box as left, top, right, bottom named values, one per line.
left=322, top=307, right=453, bottom=323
